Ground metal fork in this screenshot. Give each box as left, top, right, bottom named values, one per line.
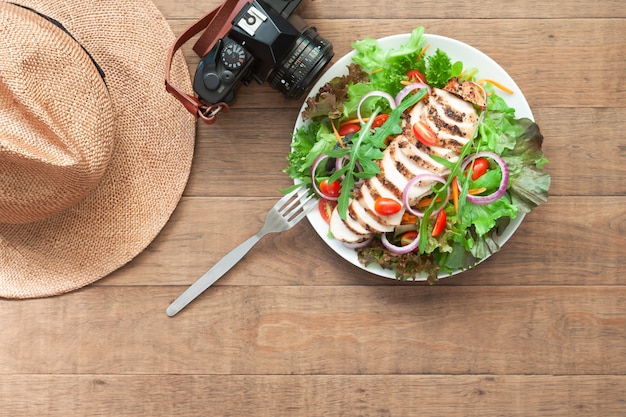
left=166, top=188, right=317, bottom=316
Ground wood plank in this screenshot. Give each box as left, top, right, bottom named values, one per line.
left=2, top=286, right=625, bottom=375
left=99, top=196, right=624, bottom=286
left=1, top=375, right=625, bottom=417
left=168, top=18, right=626, bottom=109
left=155, top=0, right=626, bottom=20
left=534, top=107, right=626, bottom=197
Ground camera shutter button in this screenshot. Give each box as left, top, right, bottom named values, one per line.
left=203, top=72, right=220, bottom=90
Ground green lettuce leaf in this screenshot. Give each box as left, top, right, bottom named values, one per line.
left=352, top=27, right=427, bottom=95
left=284, top=121, right=336, bottom=186
left=459, top=196, right=518, bottom=237
left=501, top=118, right=551, bottom=212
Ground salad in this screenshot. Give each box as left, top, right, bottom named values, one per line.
left=285, top=27, right=550, bottom=283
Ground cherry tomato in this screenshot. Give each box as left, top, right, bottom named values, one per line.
left=319, top=179, right=341, bottom=198
left=318, top=198, right=337, bottom=223
left=407, top=69, right=426, bottom=84
left=465, top=157, right=489, bottom=180
left=431, top=210, right=447, bottom=237
left=371, top=113, right=389, bottom=128
left=412, top=121, right=438, bottom=146
left=374, top=197, right=402, bottom=216
left=338, top=123, right=360, bottom=136
left=400, top=230, right=419, bottom=246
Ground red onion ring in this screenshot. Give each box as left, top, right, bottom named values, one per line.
left=310, top=154, right=338, bottom=201
left=335, top=156, right=347, bottom=172
left=357, top=91, right=396, bottom=124
left=402, top=173, right=449, bottom=218
left=457, top=151, right=509, bottom=205
left=395, top=82, right=431, bottom=106
left=381, top=231, right=420, bottom=254
left=343, top=235, right=374, bottom=250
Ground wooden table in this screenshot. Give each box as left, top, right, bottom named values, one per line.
left=2, top=0, right=625, bottom=415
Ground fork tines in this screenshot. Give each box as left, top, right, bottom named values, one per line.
left=279, top=189, right=316, bottom=223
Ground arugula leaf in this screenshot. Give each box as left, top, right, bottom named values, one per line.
left=328, top=89, right=427, bottom=220
left=327, top=109, right=380, bottom=219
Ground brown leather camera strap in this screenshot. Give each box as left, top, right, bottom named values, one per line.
left=165, top=0, right=250, bottom=124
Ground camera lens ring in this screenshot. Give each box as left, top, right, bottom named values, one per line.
left=269, top=27, right=333, bottom=100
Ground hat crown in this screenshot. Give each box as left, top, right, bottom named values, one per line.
left=0, top=0, right=195, bottom=299
left=0, top=3, right=114, bottom=224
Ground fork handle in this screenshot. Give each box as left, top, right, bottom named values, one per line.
left=166, top=232, right=263, bottom=316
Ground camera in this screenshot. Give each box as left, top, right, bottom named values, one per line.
left=193, top=0, right=333, bottom=105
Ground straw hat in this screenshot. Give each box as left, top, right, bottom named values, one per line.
left=0, top=0, right=196, bottom=298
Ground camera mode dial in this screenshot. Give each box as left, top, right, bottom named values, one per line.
left=221, top=42, right=246, bottom=70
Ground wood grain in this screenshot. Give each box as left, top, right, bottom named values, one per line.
left=2, top=286, right=625, bottom=375
left=155, top=0, right=626, bottom=20
left=2, top=0, right=625, bottom=416
left=2, top=375, right=625, bottom=417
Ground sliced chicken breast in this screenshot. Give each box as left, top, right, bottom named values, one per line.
left=328, top=84, right=480, bottom=244
left=443, top=77, right=486, bottom=107
left=357, top=183, right=404, bottom=227
left=329, top=207, right=370, bottom=243
left=347, top=198, right=394, bottom=234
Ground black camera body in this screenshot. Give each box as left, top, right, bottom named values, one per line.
left=193, top=0, right=333, bottom=105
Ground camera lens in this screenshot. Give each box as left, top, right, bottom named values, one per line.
left=269, top=27, right=333, bottom=99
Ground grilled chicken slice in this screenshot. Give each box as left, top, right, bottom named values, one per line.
left=328, top=86, right=480, bottom=244
left=443, top=77, right=486, bottom=108
left=356, top=183, right=404, bottom=227
left=394, top=135, right=447, bottom=177
left=406, top=88, right=478, bottom=153
left=348, top=195, right=395, bottom=234
left=329, top=207, right=370, bottom=244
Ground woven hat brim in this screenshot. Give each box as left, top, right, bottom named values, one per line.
left=0, top=0, right=196, bottom=298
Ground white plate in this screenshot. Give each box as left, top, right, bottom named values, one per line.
left=293, top=33, right=533, bottom=280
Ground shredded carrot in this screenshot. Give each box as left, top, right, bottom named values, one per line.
left=371, top=67, right=384, bottom=74
left=400, top=80, right=411, bottom=86
left=468, top=187, right=487, bottom=195
left=416, top=196, right=443, bottom=208
left=461, top=68, right=477, bottom=81
left=401, top=212, right=418, bottom=225
left=331, top=119, right=345, bottom=148
left=476, top=78, right=514, bottom=94
left=415, top=186, right=487, bottom=211
left=451, top=178, right=459, bottom=214
left=340, top=118, right=364, bottom=126
left=419, top=44, right=431, bottom=58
